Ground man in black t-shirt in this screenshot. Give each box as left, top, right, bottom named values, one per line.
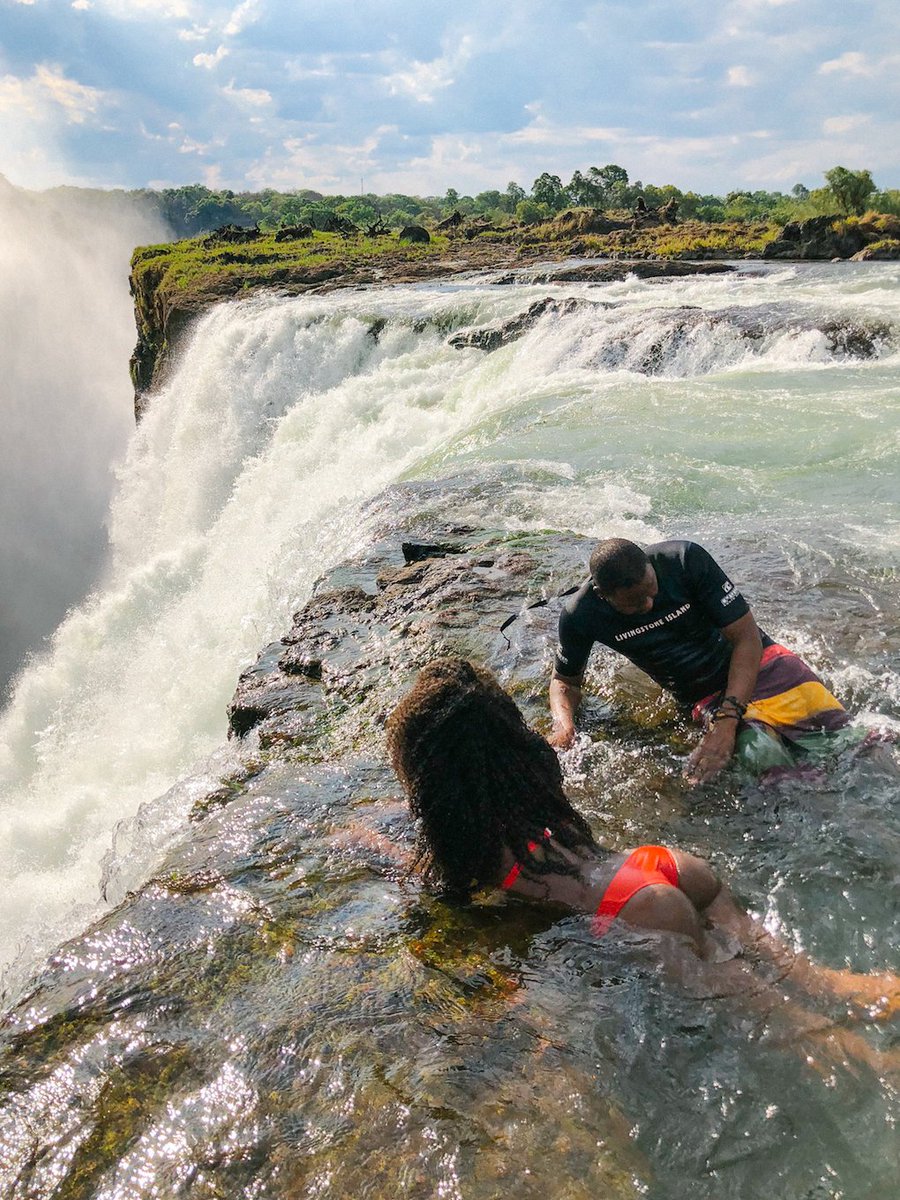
left=549, top=538, right=846, bottom=782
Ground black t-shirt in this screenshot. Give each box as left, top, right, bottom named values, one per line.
left=554, top=540, right=771, bottom=705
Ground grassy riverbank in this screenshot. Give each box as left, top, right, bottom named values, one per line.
left=130, top=217, right=779, bottom=310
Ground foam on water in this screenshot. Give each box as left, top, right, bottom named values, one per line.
left=1, top=265, right=898, bottom=996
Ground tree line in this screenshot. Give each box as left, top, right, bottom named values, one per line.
left=49, top=165, right=897, bottom=240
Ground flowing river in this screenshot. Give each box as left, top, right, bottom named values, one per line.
left=0, top=261, right=898, bottom=1199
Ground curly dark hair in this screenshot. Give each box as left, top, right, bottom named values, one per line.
left=386, top=657, right=597, bottom=901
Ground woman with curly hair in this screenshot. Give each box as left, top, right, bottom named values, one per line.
left=386, top=657, right=899, bottom=1022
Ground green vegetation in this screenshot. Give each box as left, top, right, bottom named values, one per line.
left=53, top=162, right=895, bottom=242
left=131, top=227, right=447, bottom=307
left=833, top=210, right=900, bottom=241
left=524, top=215, right=779, bottom=260
left=824, top=166, right=875, bottom=216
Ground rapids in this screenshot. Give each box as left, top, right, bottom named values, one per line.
left=0, top=261, right=898, bottom=1198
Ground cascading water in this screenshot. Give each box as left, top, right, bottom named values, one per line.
left=1, top=261, right=898, bottom=1199
left=0, top=178, right=169, bottom=694
left=2, top=265, right=899, bottom=993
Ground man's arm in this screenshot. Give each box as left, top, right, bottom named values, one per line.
left=548, top=672, right=584, bottom=749
left=548, top=599, right=594, bottom=749
left=686, top=611, right=762, bottom=783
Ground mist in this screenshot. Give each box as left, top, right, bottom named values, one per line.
left=0, top=176, right=170, bottom=698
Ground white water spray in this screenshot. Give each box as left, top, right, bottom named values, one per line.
left=0, top=177, right=169, bottom=693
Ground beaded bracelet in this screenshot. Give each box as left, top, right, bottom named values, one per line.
left=718, top=694, right=747, bottom=718
left=710, top=709, right=740, bottom=727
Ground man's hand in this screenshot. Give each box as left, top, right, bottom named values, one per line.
left=547, top=721, right=577, bottom=750
left=548, top=675, right=583, bottom=751
left=686, top=720, right=738, bottom=784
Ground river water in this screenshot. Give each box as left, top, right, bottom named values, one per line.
left=0, top=262, right=898, bottom=1198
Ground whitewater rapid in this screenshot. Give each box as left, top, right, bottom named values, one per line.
left=1, top=262, right=898, bottom=999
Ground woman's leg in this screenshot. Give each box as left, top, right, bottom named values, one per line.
left=702, top=883, right=899, bottom=1019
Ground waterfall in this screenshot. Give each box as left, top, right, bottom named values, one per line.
left=1, top=264, right=898, bottom=995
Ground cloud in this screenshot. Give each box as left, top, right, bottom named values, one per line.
left=0, top=64, right=108, bottom=125
left=509, top=112, right=624, bottom=149
left=738, top=117, right=900, bottom=185
left=822, top=113, right=871, bottom=135
left=178, top=24, right=213, bottom=41
left=383, top=35, right=475, bottom=104
left=819, top=50, right=900, bottom=77
left=178, top=133, right=223, bottom=155
left=4, top=0, right=898, bottom=194
left=193, top=45, right=229, bottom=69
left=85, top=0, right=196, bottom=18
left=223, top=0, right=260, bottom=37
left=243, top=123, right=418, bottom=193
left=285, top=59, right=337, bottom=82
left=222, top=80, right=271, bottom=107
left=726, top=65, right=756, bottom=86
left=820, top=52, right=871, bottom=77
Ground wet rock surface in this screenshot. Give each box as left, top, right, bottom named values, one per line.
left=532, top=260, right=733, bottom=284
left=448, top=298, right=895, bottom=368
left=2, top=479, right=898, bottom=1199
left=4, top=507, right=656, bottom=1200
left=489, top=260, right=733, bottom=286
left=448, top=296, right=615, bottom=350
left=228, top=516, right=589, bottom=751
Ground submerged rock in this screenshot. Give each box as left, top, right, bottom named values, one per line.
left=3, top=483, right=896, bottom=1199
left=448, top=298, right=895, bottom=370
left=449, top=296, right=614, bottom=350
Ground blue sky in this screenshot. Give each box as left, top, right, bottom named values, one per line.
left=1, top=0, right=898, bottom=196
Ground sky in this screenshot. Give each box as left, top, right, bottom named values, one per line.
left=1, top=0, right=898, bottom=197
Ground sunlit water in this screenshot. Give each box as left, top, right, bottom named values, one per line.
left=0, top=262, right=898, bottom=1198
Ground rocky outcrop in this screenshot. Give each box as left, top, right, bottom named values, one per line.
left=851, top=240, right=900, bottom=261
left=448, top=297, right=615, bottom=351
left=552, top=209, right=631, bottom=236
left=274, top=224, right=313, bottom=241
left=129, top=256, right=199, bottom=420
left=398, top=224, right=430, bottom=244
left=764, top=216, right=866, bottom=260
left=202, top=223, right=263, bottom=246
left=435, top=210, right=464, bottom=231
left=228, top=521, right=587, bottom=749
